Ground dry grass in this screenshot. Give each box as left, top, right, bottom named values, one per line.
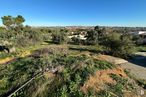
left=0, top=57, right=14, bottom=64
left=95, top=54, right=128, bottom=65
left=81, top=67, right=127, bottom=94
left=17, top=50, right=31, bottom=57
left=123, top=92, right=140, bottom=97
left=43, top=72, right=55, bottom=79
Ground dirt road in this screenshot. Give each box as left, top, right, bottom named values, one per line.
left=121, top=52, right=146, bottom=80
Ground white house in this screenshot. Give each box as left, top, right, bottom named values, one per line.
left=138, top=31, right=146, bottom=35
left=129, top=31, right=146, bottom=35
left=129, top=31, right=146, bottom=44
left=68, top=35, right=87, bottom=40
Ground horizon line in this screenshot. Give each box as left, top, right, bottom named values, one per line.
left=0, top=24, right=146, bottom=28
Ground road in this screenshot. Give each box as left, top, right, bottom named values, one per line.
left=121, top=52, right=146, bottom=80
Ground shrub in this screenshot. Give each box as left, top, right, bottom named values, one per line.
left=51, top=29, right=68, bottom=44
left=27, top=30, right=43, bottom=43
left=137, top=79, right=146, bottom=89
left=71, top=36, right=85, bottom=45
left=12, top=30, right=43, bottom=47
left=85, top=26, right=106, bottom=45
left=86, top=30, right=98, bottom=45
left=102, top=32, right=135, bottom=59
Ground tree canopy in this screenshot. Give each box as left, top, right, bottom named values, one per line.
left=1, top=15, right=25, bottom=29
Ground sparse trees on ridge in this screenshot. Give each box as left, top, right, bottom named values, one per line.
left=51, top=29, right=68, bottom=44
left=86, top=26, right=107, bottom=45
left=1, top=15, right=25, bottom=30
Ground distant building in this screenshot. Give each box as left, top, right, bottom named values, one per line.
left=68, top=35, right=87, bottom=40
left=139, top=31, right=146, bottom=35
left=129, top=31, right=146, bottom=44
left=129, top=31, right=146, bottom=36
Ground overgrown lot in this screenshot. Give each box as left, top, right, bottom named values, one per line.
left=0, top=46, right=144, bottom=97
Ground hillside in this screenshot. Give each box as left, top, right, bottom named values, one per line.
left=0, top=44, right=146, bottom=97
left=0, top=15, right=146, bottom=97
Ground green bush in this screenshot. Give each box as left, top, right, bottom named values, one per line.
left=51, top=29, right=68, bottom=44
left=0, top=26, right=44, bottom=48
left=0, top=56, right=49, bottom=96
left=137, top=79, right=146, bottom=89
left=86, top=30, right=98, bottom=45
left=102, top=32, right=135, bottom=59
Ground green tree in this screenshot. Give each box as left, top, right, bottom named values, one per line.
left=94, top=26, right=99, bottom=31
left=1, top=15, right=25, bottom=30
left=86, top=26, right=107, bottom=45
left=1, top=15, right=13, bottom=29
left=102, top=32, right=135, bottom=58
left=86, top=30, right=98, bottom=45
left=14, top=15, right=25, bottom=26
left=52, top=29, right=68, bottom=44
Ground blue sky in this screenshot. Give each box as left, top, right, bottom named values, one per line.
left=0, top=0, right=146, bottom=27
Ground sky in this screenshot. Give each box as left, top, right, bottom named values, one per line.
left=0, top=0, right=146, bottom=27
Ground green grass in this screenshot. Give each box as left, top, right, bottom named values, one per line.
left=5, top=53, right=115, bottom=97
left=0, top=44, right=145, bottom=97
left=0, top=56, right=49, bottom=96
left=135, top=45, right=146, bottom=52
left=68, top=44, right=105, bottom=54
left=0, top=52, right=12, bottom=59
left=136, top=79, right=146, bottom=89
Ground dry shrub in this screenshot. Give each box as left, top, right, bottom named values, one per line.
left=81, top=68, right=127, bottom=94
left=31, top=45, right=68, bottom=57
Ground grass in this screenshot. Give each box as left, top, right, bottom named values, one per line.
left=0, top=52, right=12, bottom=59
left=108, top=74, right=133, bottom=96
left=0, top=44, right=145, bottom=97
left=5, top=51, right=115, bottom=97
left=136, top=79, right=146, bottom=89
left=68, top=44, right=105, bottom=54
left=135, top=45, right=146, bottom=52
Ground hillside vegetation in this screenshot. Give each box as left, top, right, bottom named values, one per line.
left=0, top=15, right=146, bottom=97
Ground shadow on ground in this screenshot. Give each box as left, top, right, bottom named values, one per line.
left=69, top=47, right=105, bottom=54
left=128, top=55, right=146, bottom=68
left=69, top=47, right=146, bottom=68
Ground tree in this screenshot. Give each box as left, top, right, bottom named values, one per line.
left=52, top=29, right=68, bottom=44
left=1, top=15, right=25, bottom=30
left=86, top=30, right=98, bottom=45
left=86, top=26, right=105, bottom=45
left=1, top=15, right=13, bottom=29
left=94, top=26, right=99, bottom=31
left=102, top=32, right=135, bottom=59
left=71, top=36, right=85, bottom=45
left=14, top=15, right=25, bottom=26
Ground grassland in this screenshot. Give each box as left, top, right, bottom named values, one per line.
left=0, top=43, right=145, bottom=97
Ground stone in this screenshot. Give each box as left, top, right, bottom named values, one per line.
left=140, top=89, right=145, bottom=95
left=1, top=40, right=12, bottom=45
left=9, top=47, right=16, bottom=53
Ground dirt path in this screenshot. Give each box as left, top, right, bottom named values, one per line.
left=120, top=52, right=146, bottom=80
left=121, top=62, right=146, bottom=80
left=94, top=52, right=146, bottom=80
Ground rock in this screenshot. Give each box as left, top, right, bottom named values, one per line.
left=0, top=45, right=9, bottom=53
left=0, top=40, right=12, bottom=45
left=140, top=89, right=145, bottom=95
left=51, top=68, right=58, bottom=74
left=9, top=47, right=16, bottom=53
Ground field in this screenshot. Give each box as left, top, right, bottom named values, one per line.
left=0, top=42, right=146, bottom=97
left=0, top=17, right=146, bottom=97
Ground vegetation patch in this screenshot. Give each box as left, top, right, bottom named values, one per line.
left=81, top=68, right=127, bottom=94
left=0, top=57, right=14, bottom=64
